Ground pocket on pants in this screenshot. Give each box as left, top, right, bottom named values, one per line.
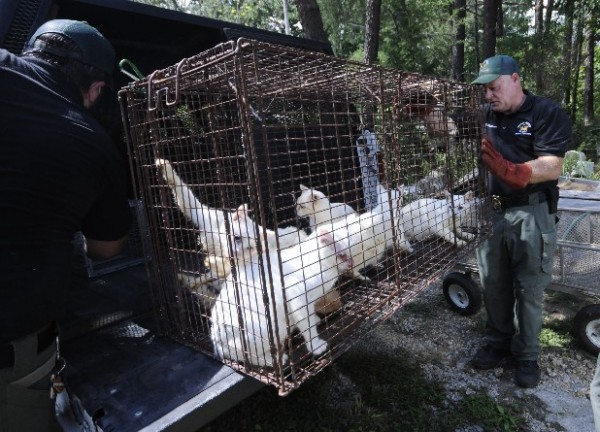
left=5, top=372, right=59, bottom=431
left=541, top=231, right=557, bottom=274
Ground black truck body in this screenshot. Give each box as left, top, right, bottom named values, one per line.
left=0, top=1, right=331, bottom=430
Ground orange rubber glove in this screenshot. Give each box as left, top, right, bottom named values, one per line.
left=481, top=136, right=532, bottom=190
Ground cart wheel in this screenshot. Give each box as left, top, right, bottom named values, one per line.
left=574, top=304, right=600, bottom=355
left=442, top=272, right=482, bottom=316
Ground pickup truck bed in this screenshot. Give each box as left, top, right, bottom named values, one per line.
left=60, top=265, right=263, bottom=432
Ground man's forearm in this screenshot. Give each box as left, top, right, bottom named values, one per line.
left=525, top=155, right=563, bottom=184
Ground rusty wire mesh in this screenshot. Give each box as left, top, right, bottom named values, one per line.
left=553, top=206, right=600, bottom=295
left=119, top=38, right=492, bottom=395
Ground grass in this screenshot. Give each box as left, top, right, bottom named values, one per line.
left=540, top=319, right=575, bottom=348
left=199, top=345, right=530, bottom=432
left=458, top=394, right=522, bottom=431
left=542, top=290, right=587, bottom=349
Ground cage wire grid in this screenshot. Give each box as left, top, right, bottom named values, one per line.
left=120, top=38, right=491, bottom=395
left=553, top=209, right=600, bottom=294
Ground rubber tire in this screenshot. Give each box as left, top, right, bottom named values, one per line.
left=442, top=272, right=482, bottom=316
left=574, top=304, right=600, bottom=355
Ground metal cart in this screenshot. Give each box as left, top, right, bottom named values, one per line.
left=442, top=177, right=600, bottom=354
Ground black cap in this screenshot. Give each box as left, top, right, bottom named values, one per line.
left=25, top=19, right=115, bottom=76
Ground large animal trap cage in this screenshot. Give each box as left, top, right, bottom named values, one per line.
left=552, top=180, right=600, bottom=296
left=120, top=39, right=492, bottom=395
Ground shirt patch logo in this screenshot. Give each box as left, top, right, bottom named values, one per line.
left=515, top=121, right=532, bottom=136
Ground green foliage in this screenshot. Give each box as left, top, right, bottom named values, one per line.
left=539, top=325, right=574, bottom=348
left=378, top=0, right=455, bottom=76
left=134, top=0, right=600, bottom=178
left=540, top=314, right=576, bottom=348
left=573, top=121, right=600, bottom=163
left=459, top=394, right=522, bottom=431
left=318, top=0, right=365, bottom=57
left=133, top=0, right=301, bottom=35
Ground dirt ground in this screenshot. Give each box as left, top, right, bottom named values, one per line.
left=363, top=278, right=598, bottom=432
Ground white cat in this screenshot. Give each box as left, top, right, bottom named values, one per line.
left=413, top=170, right=447, bottom=197
left=400, top=191, right=481, bottom=247
left=210, top=223, right=354, bottom=368
left=296, top=184, right=356, bottom=229
left=337, top=210, right=388, bottom=280
left=320, top=184, right=414, bottom=282
left=155, top=158, right=307, bottom=259
left=396, top=171, right=446, bottom=200
left=371, top=183, right=414, bottom=254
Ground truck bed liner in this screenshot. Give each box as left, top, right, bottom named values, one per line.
left=61, top=265, right=263, bottom=432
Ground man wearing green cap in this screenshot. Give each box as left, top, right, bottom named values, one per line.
left=0, top=19, right=131, bottom=430
left=470, top=55, right=571, bottom=388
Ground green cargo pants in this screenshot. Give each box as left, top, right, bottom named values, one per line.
left=476, top=198, right=557, bottom=361
left=0, top=327, right=61, bottom=432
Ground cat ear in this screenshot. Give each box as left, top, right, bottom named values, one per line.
left=232, top=204, right=249, bottom=221
left=300, top=184, right=308, bottom=191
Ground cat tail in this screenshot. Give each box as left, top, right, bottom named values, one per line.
left=155, top=158, right=225, bottom=235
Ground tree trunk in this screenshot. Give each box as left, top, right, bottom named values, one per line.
left=534, top=0, right=544, bottom=34
left=583, top=9, right=595, bottom=126
left=482, top=0, right=497, bottom=59
left=451, top=0, right=466, bottom=81
left=570, top=13, right=584, bottom=119
left=544, top=0, right=554, bottom=36
left=495, top=0, right=503, bottom=37
left=364, top=0, right=382, bottom=65
left=533, top=0, right=545, bottom=92
left=293, top=0, right=329, bottom=43
left=560, top=0, right=574, bottom=109
left=473, top=0, right=481, bottom=65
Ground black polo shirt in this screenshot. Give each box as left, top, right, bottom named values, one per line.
left=0, top=49, right=132, bottom=342
left=483, top=90, right=571, bottom=196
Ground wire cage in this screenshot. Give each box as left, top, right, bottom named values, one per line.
left=553, top=191, right=600, bottom=296
left=119, top=38, right=492, bottom=395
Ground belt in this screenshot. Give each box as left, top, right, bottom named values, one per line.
left=491, top=191, right=547, bottom=213
left=0, top=322, right=57, bottom=369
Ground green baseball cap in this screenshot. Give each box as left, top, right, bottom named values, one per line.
left=25, top=19, right=115, bottom=76
left=471, top=55, right=520, bottom=85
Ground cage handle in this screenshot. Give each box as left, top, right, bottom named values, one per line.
left=147, top=70, right=159, bottom=111
left=118, top=58, right=145, bottom=81
left=164, top=58, right=187, bottom=107
left=147, top=58, right=186, bottom=111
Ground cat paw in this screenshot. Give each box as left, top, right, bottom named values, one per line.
left=309, top=337, right=328, bottom=357
left=455, top=239, right=467, bottom=247
left=397, top=239, right=414, bottom=254
left=458, top=232, right=475, bottom=241
left=354, top=272, right=371, bottom=282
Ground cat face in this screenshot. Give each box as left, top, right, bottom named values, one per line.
left=315, top=224, right=354, bottom=272
left=224, top=205, right=260, bottom=259
left=296, top=185, right=328, bottom=219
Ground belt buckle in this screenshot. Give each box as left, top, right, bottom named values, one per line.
left=491, top=195, right=503, bottom=213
